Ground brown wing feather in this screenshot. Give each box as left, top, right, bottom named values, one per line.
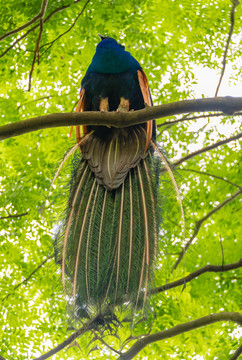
left=137, top=69, right=154, bottom=150
left=81, top=127, right=148, bottom=189
left=75, top=88, right=87, bottom=146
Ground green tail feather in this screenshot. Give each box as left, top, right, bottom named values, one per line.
left=56, top=150, right=160, bottom=316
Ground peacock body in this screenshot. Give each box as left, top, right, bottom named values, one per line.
left=56, top=36, right=160, bottom=317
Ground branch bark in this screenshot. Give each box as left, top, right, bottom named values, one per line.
left=118, top=312, right=242, bottom=360
left=172, top=187, right=242, bottom=270
left=1, top=97, right=242, bottom=140
left=0, top=0, right=49, bottom=42
left=150, top=258, right=242, bottom=295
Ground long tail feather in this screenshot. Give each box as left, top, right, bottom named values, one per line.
left=56, top=150, right=160, bottom=316
left=126, top=172, right=133, bottom=293
left=115, top=183, right=125, bottom=302
left=151, top=140, right=185, bottom=234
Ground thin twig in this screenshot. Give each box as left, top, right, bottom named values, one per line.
left=40, top=0, right=91, bottom=57
left=118, top=312, right=242, bottom=360
left=157, top=112, right=242, bottom=129
left=0, top=0, right=48, bottom=42
left=17, top=96, right=53, bottom=109
left=172, top=187, right=242, bottom=270
left=220, top=236, right=225, bottom=266
left=28, top=1, right=49, bottom=91
left=150, top=258, right=242, bottom=295
left=2, top=254, right=53, bottom=301
left=173, top=132, right=242, bottom=168
left=229, top=344, right=242, bottom=360
left=0, top=3, right=71, bottom=58
left=0, top=212, right=28, bottom=220
left=215, top=0, right=240, bottom=97
left=180, top=168, right=241, bottom=189
left=94, top=335, right=121, bottom=355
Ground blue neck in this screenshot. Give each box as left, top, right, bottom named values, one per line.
left=86, top=38, right=141, bottom=74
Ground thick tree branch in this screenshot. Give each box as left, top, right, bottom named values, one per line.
left=1, top=97, right=242, bottom=140
left=150, top=258, right=242, bottom=295
left=215, top=0, right=239, bottom=97
left=173, top=187, right=242, bottom=270
left=118, top=312, right=242, bottom=360
left=0, top=0, right=49, bottom=42
left=173, top=132, right=242, bottom=167
left=180, top=168, right=241, bottom=188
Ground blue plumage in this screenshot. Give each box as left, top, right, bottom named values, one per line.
left=85, top=37, right=141, bottom=74
left=81, top=37, right=145, bottom=112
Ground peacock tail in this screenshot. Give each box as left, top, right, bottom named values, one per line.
left=55, top=138, right=160, bottom=315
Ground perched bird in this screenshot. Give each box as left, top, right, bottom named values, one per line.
left=56, top=35, right=160, bottom=318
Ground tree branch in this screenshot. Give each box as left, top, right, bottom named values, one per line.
left=157, top=112, right=242, bottom=129
left=33, top=314, right=111, bottom=360
left=2, top=255, right=53, bottom=302
left=0, top=3, right=71, bottom=58
left=1, top=97, right=242, bottom=140
left=215, top=0, right=239, bottom=97
left=230, top=344, right=242, bottom=360
left=0, top=0, right=49, bottom=42
left=28, top=1, right=48, bottom=91
left=118, top=312, right=242, bottom=360
left=180, top=168, right=241, bottom=189
left=150, top=258, right=242, bottom=295
left=94, top=334, right=121, bottom=356
left=173, top=131, right=242, bottom=167
left=172, top=187, right=242, bottom=270
left=33, top=323, right=90, bottom=360
left=39, top=0, right=91, bottom=56
left=0, top=212, right=28, bottom=220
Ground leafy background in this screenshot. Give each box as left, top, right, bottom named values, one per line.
left=0, top=0, right=241, bottom=359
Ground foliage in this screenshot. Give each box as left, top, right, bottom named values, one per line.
left=0, top=0, right=241, bottom=359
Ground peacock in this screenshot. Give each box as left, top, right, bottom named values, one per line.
left=55, top=35, right=161, bottom=320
